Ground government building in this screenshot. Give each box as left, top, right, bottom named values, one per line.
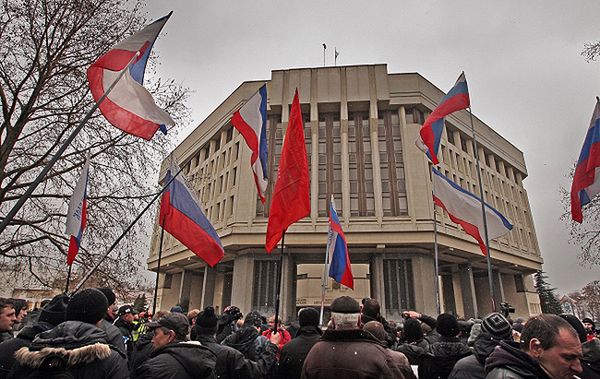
left=148, top=64, right=542, bottom=321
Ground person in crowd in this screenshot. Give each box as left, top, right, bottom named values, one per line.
left=135, top=312, right=216, bottom=379
left=9, top=288, right=128, bottom=378
left=222, top=310, right=271, bottom=362
left=582, top=317, right=596, bottom=342
left=170, top=305, right=184, bottom=314
left=418, top=313, right=472, bottom=379
left=0, top=300, right=15, bottom=343
left=262, top=315, right=292, bottom=354
left=395, top=318, right=429, bottom=364
left=560, top=314, right=600, bottom=379
left=466, top=319, right=483, bottom=347
left=278, top=307, right=322, bottom=379
left=448, top=312, right=512, bottom=379
left=96, top=287, right=126, bottom=354
left=131, top=311, right=171, bottom=375
left=0, top=293, right=68, bottom=378
left=114, top=304, right=136, bottom=362
left=485, top=314, right=583, bottom=379
left=8, top=300, right=27, bottom=333
left=187, top=308, right=200, bottom=340
left=301, top=296, right=414, bottom=379
left=194, top=306, right=279, bottom=379
left=286, top=319, right=301, bottom=338
left=16, top=299, right=50, bottom=330
left=216, top=305, right=243, bottom=343
left=402, top=310, right=438, bottom=342
left=361, top=298, right=396, bottom=347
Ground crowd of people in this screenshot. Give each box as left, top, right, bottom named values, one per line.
left=0, top=290, right=597, bottom=378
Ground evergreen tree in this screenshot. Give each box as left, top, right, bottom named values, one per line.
left=534, top=270, right=563, bottom=314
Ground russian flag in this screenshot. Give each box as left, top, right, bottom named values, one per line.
left=432, top=167, right=513, bottom=256
left=571, top=99, right=600, bottom=222
left=159, top=159, right=224, bottom=267
left=417, top=73, right=470, bottom=164
left=87, top=13, right=175, bottom=140
left=231, top=84, right=268, bottom=203
left=327, top=197, right=353, bottom=289
left=65, top=154, right=91, bottom=265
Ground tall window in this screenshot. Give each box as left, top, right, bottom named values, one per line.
left=317, top=112, right=341, bottom=217
left=252, top=260, right=278, bottom=315
left=383, top=259, right=415, bottom=317
left=378, top=110, right=408, bottom=216
left=348, top=112, right=374, bottom=216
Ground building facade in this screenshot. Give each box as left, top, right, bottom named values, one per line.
left=148, top=64, right=542, bottom=321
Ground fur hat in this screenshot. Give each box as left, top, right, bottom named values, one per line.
left=38, top=294, right=69, bottom=327
left=298, top=308, right=319, bottom=327
left=436, top=313, right=459, bottom=337
left=403, top=318, right=424, bottom=342
left=66, top=288, right=108, bottom=324
left=560, top=314, right=587, bottom=343
left=330, top=296, right=360, bottom=314
left=481, top=312, right=512, bottom=340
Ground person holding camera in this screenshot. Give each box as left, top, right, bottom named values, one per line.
left=216, top=306, right=243, bottom=343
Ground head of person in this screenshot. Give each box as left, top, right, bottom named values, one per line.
left=146, top=313, right=189, bottom=349
left=360, top=298, right=380, bottom=324
left=560, top=314, right=588, bottom=344
left=403, top=318, right=424, bottom=343
left=66, top=288, right=108, bottom=326
left=329, top=296, right=361, bottom=331
left=521, top=314, right=583, bottom=378
left=96, top=287, right=117, bottom=321
left=363, top=321, right=387, bottom=343
left=118, top=305, right=135, bottom=324
left=154, top=310, right=171, bottom=321
left=38, top=294, right=69, bottom=327
left=582, top=317, right=595, bottom=333
left=298, top=307, right=320, bottom=329
left=243, top=311, right=263, bottom=331
left=267, top=315, right=281, bottom=330
left=194, top=306, right=218, bottom=336
left=170, top=305, right=184, bottom=314
left=0, top=298, right=16, bottom=332
left=187, top=309, right=200, bottom=326
left=9, top=299, right=28, bottom=323
left=436, top=313, right=460, bottom=338
left=481, top=312, right=512, bottom=341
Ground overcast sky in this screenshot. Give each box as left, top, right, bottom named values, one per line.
left=146, top=1, right=600, bottom=294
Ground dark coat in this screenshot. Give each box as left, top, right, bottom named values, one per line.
left=98, top=319, right=126, bottom=355
left=130, top=330, right=154, bottom=376
left=135, top=340, right=217, bottom=379
left=221, top=326, right=269, bottom=362
left=8, top=320, right=128, bottom=379
left=448, top=333, right=502, bottom=379
left=113, top=317, right=134, bottom=356
left=395, top=339, right=428, bottom=365
left=301, top=328, right=412, bottom=379
left=485, top=341, right=550, bottom=379
left=0, top=322, right=54, bottom=378
left=278, top=326, right=322, bottom=379
left=418, top=336, right=472, bottom=379
left=581, top=338, right=600, bottom=379
left=196, top=333, right=277, bottom=379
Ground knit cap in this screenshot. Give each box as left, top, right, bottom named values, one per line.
left=196, top=307, right=218, bottom=329
left=481, top=312, right=512, bottom=340
left=298, top=307, right=319, bottom=327
left=66, top=288, right=108, bottom=324
left=436, top=313, right=459, bottom=337
left=38, top=294, right=69, bottom=326
left=403, top=318, right=424, bottom=342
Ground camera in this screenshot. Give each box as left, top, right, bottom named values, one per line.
left=499, top=302, right=515, bottom=318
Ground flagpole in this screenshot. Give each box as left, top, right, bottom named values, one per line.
left=0, top=52, right=141, bottom=236
left=152, top=222, right=166, bottom=315
left=273, top=230, right=286, bottom=333
left=71, top=161, right=185, bottom=294
left=433, top=204, right=441, bottom=315
left=320, top=229, right=331, bottom=326
left=322, top=44, right=326, bottom=67
left=468, top=101, right=497, bottom=312
left=65, top=263, right=73, bottom=294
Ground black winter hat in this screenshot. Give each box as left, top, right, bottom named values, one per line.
left=582, top=317, right=596, bottom=329
left=436, top=313, right=459, bottom=337
left=481, top=312, right=512, bottom=340
left=197, top=306, right=218, bottom=329
left=330, top=296, right=360, bottom=314
left=38, top=294, right=69, bottom=327
left=244, top=311, right=263, bottom=328
left=560, top=314, right=587, bottom=343
left=66, top=288, right=108, bottom=324
left=96, top=288, right=116, bottom=305
left=298, top=308, right=319, bottom=327
left=403, top=318, right=424, bottom=342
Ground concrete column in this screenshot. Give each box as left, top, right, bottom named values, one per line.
left=310, top=107, right=319, bottom=223
left=369, top=107, right=383, bottom=223
left=188, top=273, right=204, bottom=310
left=231, top=255, right=254, bottom=315
left=458, top=263, right=478, bottom=318
left=178, top=270, right=194, bottom=310
left=340, top=70, right=350, bottom=225
left=280, top=253, right=297, bottom=322
left=441, top=274, right=456, bottom=315
left=369, top=255, right=384, bottom=313
left=494, top=270, right=505, bottom=303
left=201, top=266, right=216, bottom=309
left=412, top=254, right=436, bottom=315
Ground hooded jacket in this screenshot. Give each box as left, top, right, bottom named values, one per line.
left=448, top=333, right=503, bottom=379
left=278, top=326, right=322, bottom=379
left=418, top=335, right=471, bottom=379
left=221, top=326, right=269, bottom=362
left=485, top=341, right=550, bottom=379
left=581, top=338, right=600, bottom=379
left=0, top=321, right=54, bottom=378
left=135, top=340, right=217, bottom=379
left=8, top=320, right=128, bottom=379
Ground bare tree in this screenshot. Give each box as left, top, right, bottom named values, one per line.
left=0, top=0, right=190, bottom=289
left=581, top=280, right=600, bottom=321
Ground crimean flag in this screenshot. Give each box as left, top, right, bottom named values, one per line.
left=432, top=167, right=512, bottom=255
left=265, top=89, right=310, bottom=252
left=87, top=13, right=175, bottom=140
left=159, top=158, right=224, bottom=266
left=65, top=153, right=91, bottom=265
left=327, top=197, right=353, bottom=289
left=231, top=84, right=269, bottom=203
left=571, top=98, right=600, bottom=222
left=416, top=73, right=470, bottom=164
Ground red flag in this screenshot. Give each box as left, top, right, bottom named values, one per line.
left=265, top=89, right=310, bottom=252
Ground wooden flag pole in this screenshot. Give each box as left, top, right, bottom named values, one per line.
left=273, top=231, right=286, bottom=333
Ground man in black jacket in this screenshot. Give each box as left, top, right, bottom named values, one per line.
left=560, top=313, right=600, bottom=379
left=135, top=312, right=216, bottom=379
left=114, top=304, right=135, bottom=363
left=194, top=306, right=279, bottom=379
left=485, top=314, right=583, bottom=379
left=222, top=310, right=271, bottom=362
left=96, top=287, right=126, bottom=355
left=278, top=307, right=322, bottom=379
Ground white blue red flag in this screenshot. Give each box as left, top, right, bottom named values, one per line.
left=87, top=13, right=175, bottom=140
left=327, top=197, right=353, bottom=289
left=159, top=158, right=224, bottom=267
left=231, top=84, right=268, bottom=203
left=65, top=153, right=91, bottom=265
left=417, top=73, right=470, bottom=164
left=571, top=99, right=600, bottom=222
left=432, top=167, right=512, bottom=256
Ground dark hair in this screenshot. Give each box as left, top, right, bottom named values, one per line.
left=521, top=314, right=578, bottom=351
left=8, top=299, right=26, bottom=315
left=0, top=299, right=13, bottom=312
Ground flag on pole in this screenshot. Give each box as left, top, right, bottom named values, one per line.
left=571, top=99, right=600, bottom=222
left=432, top=167, right=512, bottom=255
left=231, top=84, right=269, bottom=203
left=159, top=158, right=224, bottom=266
left=265, top=89, right=310, bottom=253
left=87, top=13, right=175, bottom=140
left=65, top=153, right=91, bottom=265
left=416, top=73, right=470, bottom=164
left=327, top=197, right=353, bottom=289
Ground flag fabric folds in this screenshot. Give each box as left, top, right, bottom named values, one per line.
left=87, top=13, right=175, bottom=140
left=159, top=158, right=224, bottom=266
left=432, top=167, right=512, bottom=255
left=327, top=197, right=353, bottom=289
left=417, top=73, right=470, bottom=164
left=65, top=154, right=91, bottom=265
left=265, top=89, right=310, bottom=253
left=571, top=99, right=600, bottom=222
left=231, top=84, right=269, bottom=203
